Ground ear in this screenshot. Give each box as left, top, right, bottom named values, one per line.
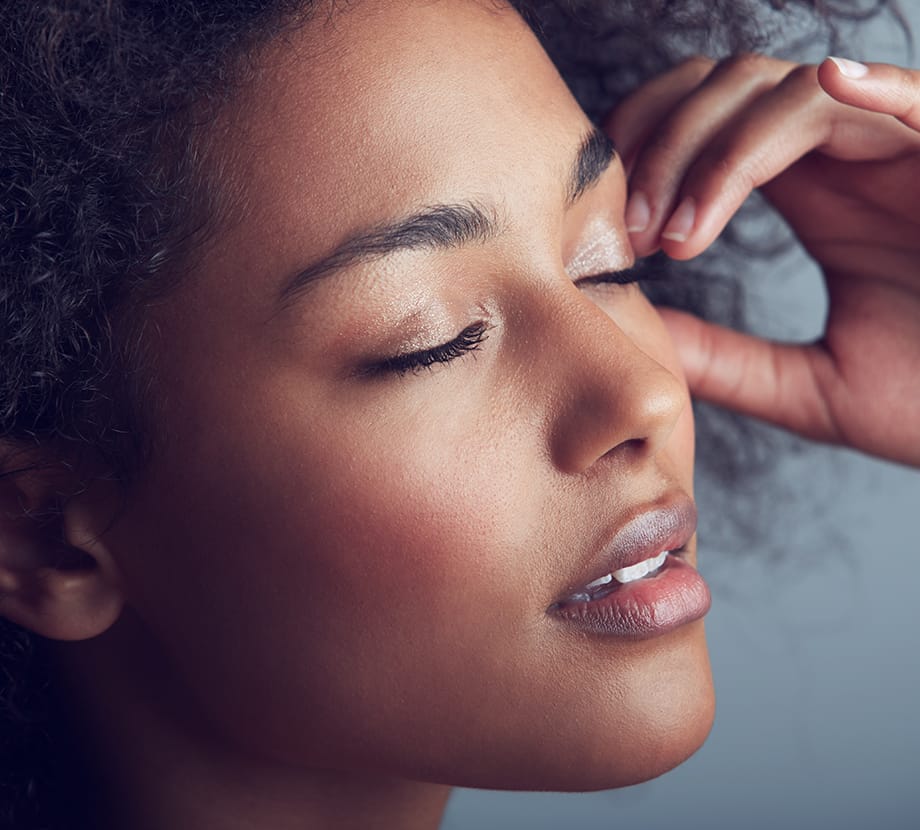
left=0, top=447, right=125, bottom=641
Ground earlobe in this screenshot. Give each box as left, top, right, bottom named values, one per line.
left=0, top=454, right=125, bottom=642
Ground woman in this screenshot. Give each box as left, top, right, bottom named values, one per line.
left=1, top=1, right=917, bottom=828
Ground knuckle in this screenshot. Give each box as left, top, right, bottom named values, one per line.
left=719, top=52, right=777, bottom=78
left=679, top=55, right=716, bottom=76
left=682, top=54, right=715, bottom=68
left=697, top=141, right=761, bottom=192
left=714, top=53, right=798, bottom=92
left=895, top=67, right=920, bottom=119
left=640, top=127, right=687, bottom=163
left=781, top=63, right=829, bottom=113
left=631, top=121, right=699, bottom=185
left=784, top=62, right=821, bottom=93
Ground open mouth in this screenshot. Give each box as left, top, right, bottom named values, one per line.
left=546, top=497, right=710, bottom=638
left=552, top=547, right=686, bottom=609
left=554, top=548, right=681, bottom=606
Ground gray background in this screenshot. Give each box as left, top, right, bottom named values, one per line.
left=444, top=7, right=920, bottom=829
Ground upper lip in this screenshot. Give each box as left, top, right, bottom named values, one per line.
left=554, top=494, right=698, bottom=602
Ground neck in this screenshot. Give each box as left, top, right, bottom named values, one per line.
left=51, top=616, right=452, bottom=830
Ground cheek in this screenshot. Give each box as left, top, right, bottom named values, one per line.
left=270, top=381, right=538, bottom=596
left=108, top=291, right=705, bottom=786
left=112, top=372, right=553, bottom=765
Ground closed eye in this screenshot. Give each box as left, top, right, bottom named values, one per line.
left=578, top=256, right=668, bottom=288
left=362, top=321, right=491, bottom=378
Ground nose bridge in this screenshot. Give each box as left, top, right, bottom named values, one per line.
left=544, top=288, right=687, bottom=475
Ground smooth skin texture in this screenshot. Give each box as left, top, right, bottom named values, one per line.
left=607, top=55, right=920, bottom=465
left=1, top=4, right=920, bottom=830
left=33, top=3, right=708, bottom=829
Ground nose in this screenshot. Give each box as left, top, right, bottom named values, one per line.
left=544, top=290, right=688, bottom=475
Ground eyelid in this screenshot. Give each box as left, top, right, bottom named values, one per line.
left=578, top=266, right=644, bottom=286
left=359, top=320, right=492, bottom=378
left=566, top=226, right=631, bottom=280
left=578, top=257, right=666, bottom=287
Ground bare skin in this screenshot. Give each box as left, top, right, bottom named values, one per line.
left=607, top=55, right=920, bottom=466
left=24, top=3, right=708, bottom=828
left=0, top=4, right=919, bottom=830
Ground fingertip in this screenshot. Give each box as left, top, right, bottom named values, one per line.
left=816, top=58, right=856, bottom=104
left=816, top=58, right=920, bottom=129
left=625, top=190, right=652, bottom=235
left=657, top=196, right=717, bottom=261
left=658, top=235, right=706, bottom=262
left=660, top=196, right=697, bottom=243
left=626, top=231, right=660, bottom=260
left=653, top=307, right=711, bottom=390
left=824, top=56, right=870, bottom=81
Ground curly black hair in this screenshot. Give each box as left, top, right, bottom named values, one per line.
left=0, top=1, right=908, bottom=828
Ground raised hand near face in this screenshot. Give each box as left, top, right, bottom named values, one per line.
left=606, top=55, right=920, bottom=467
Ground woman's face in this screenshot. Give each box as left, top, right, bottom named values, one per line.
left=102, top=0, right=712, bottom=790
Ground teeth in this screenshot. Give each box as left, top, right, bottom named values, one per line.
left=584, top=573, right=613, bottom=591
left=613, top=550, right=669, bottom=584
left=572, top=551, right=673, bottom=603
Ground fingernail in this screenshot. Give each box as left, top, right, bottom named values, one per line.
left=625, top=191, right=651, bottom=233
left=828, top=56, right=869, bottom=79
left=661, top=197, right=696, bottom=243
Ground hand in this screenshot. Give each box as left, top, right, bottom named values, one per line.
left=605, top=55, right=920, bottom=466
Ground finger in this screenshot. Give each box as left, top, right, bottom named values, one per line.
left=818, top=57, right=920, bottom=132
left=657, top=308, right=842, bottom=445
left=652, top=64, right=840, bottom=260
left=653, top=61, right=920, bottom=260
left=604, top=56, right=716, bottom=173
left=620, top=54, right=796, bottom=257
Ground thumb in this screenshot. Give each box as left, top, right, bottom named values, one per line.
left=658, top=308, right=840, bottom=444
left=817, top=57, right=920, bottom=132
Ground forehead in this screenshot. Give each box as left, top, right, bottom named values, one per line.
left=206, top=0, right=591, bottom=267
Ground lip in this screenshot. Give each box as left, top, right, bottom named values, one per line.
left=548, top=495, right=711, bottom=639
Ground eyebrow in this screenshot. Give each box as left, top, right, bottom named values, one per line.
left=277, top=125, right=616, bottom=307
left=567, top=127, right=616, bottom=206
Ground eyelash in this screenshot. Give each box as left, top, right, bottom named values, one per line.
left=580, top=260, right=663, bottom=287
left=368, top=321, right=491, bottom=377
left=366, top=260, right=664, bottom=378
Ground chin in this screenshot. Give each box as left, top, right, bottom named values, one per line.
left=580, top=690, right=716, bottom=792
left=536, top=690, right=715, bottom=793
left=422, top=632, right=716, bottom=794
left=537, top=627, right=715, bottom=792
left=449, top=708, right=714, bottom=794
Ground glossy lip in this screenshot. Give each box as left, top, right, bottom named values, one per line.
left=554, top=495, right=698, bottom=602
left=546, top=494, right=710, bottom=640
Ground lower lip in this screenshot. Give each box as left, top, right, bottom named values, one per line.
left=549, top=555, right=711, bottom=639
